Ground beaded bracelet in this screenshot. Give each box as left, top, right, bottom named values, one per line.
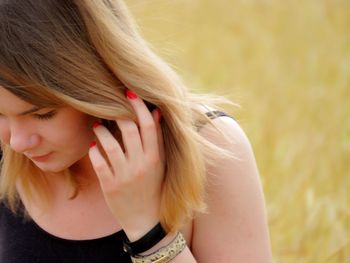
left=130, top=232, right=187, bottom=263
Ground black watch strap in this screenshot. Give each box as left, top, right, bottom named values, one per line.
left=123, top=222, right=167, bottom=256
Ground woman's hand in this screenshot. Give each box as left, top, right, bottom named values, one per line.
left=88, top=89, right=165, bottom=241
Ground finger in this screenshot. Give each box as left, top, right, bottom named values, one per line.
left=125, top=90, right=160, bottom=160
left=88, top=141, right=115, bottom=190
left=92, top=123, right=126, bottom=176
left=115, top=118, right=144, bottom=163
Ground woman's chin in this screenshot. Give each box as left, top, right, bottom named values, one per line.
left=31, top=158, right=73, bottom=173
left=34, top=163, right=67, bottom=173
left=30, top=152, right=90, bottom=174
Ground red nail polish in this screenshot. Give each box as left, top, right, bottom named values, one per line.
left=125, top=89, right=138, bottom=99
left=89, top=141, right=97, bottom=148
left=92, top=121, right=101, bottom=128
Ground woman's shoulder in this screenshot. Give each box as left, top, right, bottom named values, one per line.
left=189, top=105, right=273, bottom=262
left=195, top=105, right=258, bottom=184
left=194, top=104, right=241, bottom=140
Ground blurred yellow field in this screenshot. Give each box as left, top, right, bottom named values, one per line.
left=127, top=0, right=350, bottom=262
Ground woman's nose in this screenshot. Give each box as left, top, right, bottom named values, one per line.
left=9, top=128, right=40, bottom=154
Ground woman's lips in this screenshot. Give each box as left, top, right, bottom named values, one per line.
left=30, top=153, right=52, bottom=162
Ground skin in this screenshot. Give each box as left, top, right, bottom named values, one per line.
left=0, top=88, right=96, bottom=174
left=0, top=86, right=273, bottom=262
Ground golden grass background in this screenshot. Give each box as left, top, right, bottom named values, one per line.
left=126, top=1, right=350, bottom=262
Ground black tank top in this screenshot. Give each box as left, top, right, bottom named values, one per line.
left=0, top=111, right=234, bottom=263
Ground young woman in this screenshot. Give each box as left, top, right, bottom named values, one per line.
left=0, top=0, right=272, bottom=262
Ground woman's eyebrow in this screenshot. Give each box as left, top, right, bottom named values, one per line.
left=18, top=106, right=43, bottom=116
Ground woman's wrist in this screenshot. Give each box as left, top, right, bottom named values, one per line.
left=138, top=231, right=178, bottom=255
left=123, top=222, right=167, bottom=256
left=122, top=221, right=188, bottom=262
left=130, top=232, right=187, bottom=263
left=122, top=216, right=160, bottom=242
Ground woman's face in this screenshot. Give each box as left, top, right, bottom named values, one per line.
left=0, top=87, right=96, bottom=173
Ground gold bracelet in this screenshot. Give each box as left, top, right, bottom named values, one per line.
left=130, top=232, right=187, bottom=263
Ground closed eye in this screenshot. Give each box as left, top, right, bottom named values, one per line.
left=34, top=110, right=57, bottom=120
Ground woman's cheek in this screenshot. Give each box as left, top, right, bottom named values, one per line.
left=54, top=119, right=94, bottom=150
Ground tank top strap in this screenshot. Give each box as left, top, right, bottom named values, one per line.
left=195, top=110, right=235, bottom=131
left=205, top=110, right=235, bottom=120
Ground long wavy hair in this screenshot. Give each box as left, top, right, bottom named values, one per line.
left=0, top=0, right=237, bottom=232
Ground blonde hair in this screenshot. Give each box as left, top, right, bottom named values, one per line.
left=0, top=0, right=237, bottom=232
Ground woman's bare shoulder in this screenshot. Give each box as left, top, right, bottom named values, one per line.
left=190, top=105, right=273, bottom=262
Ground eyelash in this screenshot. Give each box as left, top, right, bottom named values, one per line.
left=35, top=110, right=57, bottom=120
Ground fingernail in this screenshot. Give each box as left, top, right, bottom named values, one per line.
left=156, top=108, right=162, bottom=122
left=125, top=89, right=138, bottom=99
left=89, top=141, right=97, bottom=148
left=92, top=121, right=101, bottom=129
